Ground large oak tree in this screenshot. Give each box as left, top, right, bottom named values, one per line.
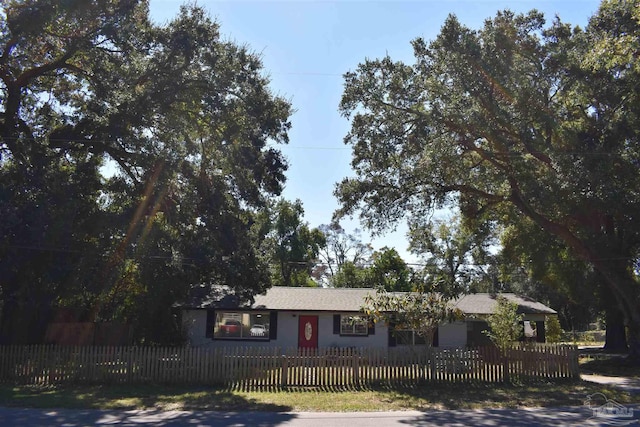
left=0, top=0, right=291, bottom=343
left=336, top=1, right=640, bottom=356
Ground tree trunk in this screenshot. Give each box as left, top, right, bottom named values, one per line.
left=506, top=192, right=640, bottom=359
left=626, top=319, right=640, bottom=362
left=595, top=264, right=640, bottom=362
left=604, top=307, right=628, bottom=352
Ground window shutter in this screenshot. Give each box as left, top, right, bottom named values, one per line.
left=205, top=310, right=215, bottom=338
left=333, top=314, right=340, bottom=334
left=269, top=311, right=278, bottom=340
left=368, top=318, right=375, bottom=335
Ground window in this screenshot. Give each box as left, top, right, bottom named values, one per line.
left=213, top=311, right=271, bottom=340
left=394, top=329, right=428, bottom=345
left=340, top=315, right=369, bottom=336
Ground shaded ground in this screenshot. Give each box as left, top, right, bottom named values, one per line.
left=579, top=345, right=640, bottom=394
left=0, top=348, right=637, bottom=418
left=0, top=380, right=636, bottom=412
left=0, top=384, right=290, bottom=412
left=580, top=353, right=640, bottom=378
left=581, top=373, right=640, bottom=394
left=0, top=406, right=638, bottom=426
left=1, top=350, right=640, bottom=426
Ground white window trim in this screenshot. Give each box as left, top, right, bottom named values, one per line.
left=340, top=315, right=369, bottom=336
left=213, top=310, right=271, bottom=340
left=395, top=329, right=428, bottom=345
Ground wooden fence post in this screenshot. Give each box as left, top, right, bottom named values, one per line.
left=502, top=348, right=509, bottom=383
left=0, top=343, right=579, bottom=388
left=126, top=347, right=133, bottom=384
left=281, top=355, right=288, bottom=388
left=570, top=344, right=579, bottom=378
left=353, top=352, right=359, bottom=385
left=47, top=346, right=55, bottom=385
left=429, top=348, right=435, bottom=381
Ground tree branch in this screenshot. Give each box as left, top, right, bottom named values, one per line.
left=439, top=184, right=506, bottom=204
left=15, top=48, right=78, bottom=87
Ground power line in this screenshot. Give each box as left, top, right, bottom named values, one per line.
left=3, top=244, right=638, bottom=267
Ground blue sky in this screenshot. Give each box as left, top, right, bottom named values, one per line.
left=149, top=0, right=601, bottom=262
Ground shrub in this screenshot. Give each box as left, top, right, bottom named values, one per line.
left=545, top=315, right=562, bottom=343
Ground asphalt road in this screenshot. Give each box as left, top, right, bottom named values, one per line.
left=0, top=406, right=638, bottom=427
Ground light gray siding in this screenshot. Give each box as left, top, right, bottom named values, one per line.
left=182, top=309, right=389, bottom=349
left=182, top=309, right=209, bottom=346
left=438, top=322, right=467, bottom=348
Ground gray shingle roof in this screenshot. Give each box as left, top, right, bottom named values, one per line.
left=252, top=287, right=375, bottom=312
left=453, top=293, right=556, bottom=315
left=182, top=286, right=556, bottom=315
left=252, top=288, right=556, bottom=315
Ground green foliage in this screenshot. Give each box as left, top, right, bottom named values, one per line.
left=368, top=247, right=417, bottom=292
left=363, top=288, right=462, bottom=347
left=0, top=1, right=291, bottom=343
left=545, top=315, right=562, bottom=343
left=330, top=247, right=419, bottom=291
left=410, top=216, right=496, bottom=297
left=330, top=261, right=371, bottom=288
left=499, top=217, right=602, bottom=332
left=335, top=1, right=640, bottom=356
left=265, top=199, right=325, bottom=287
left=317, top=222, right=372, bottom=285
left=0, top=156, right=105, bottom=342
left=483, top=296, right=524, bottom=352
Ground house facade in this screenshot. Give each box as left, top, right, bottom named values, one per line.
left=181, top=287, right=556, bottom=349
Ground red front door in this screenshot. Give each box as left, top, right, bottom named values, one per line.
left=298, top=315, right=318, bottom=349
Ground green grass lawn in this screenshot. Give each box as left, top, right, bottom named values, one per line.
left=0, top=380, right=636, bottom=412
left=0, top=352, right=636, bottom=412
